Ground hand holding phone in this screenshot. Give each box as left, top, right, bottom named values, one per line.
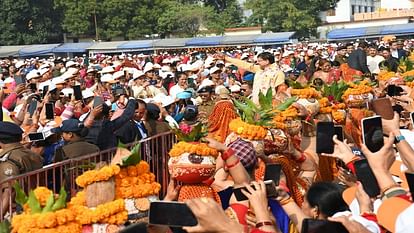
left=45, top=103, right=54, bottom=120
left=233, top=180, right=277, bottom=201
left=149, top=201, right=197, bottom=227
left=73, top=85, right=82, bottom=100
left=361, top=116, right=384, bottom=153
left=354, top=159, right=380, bottom=197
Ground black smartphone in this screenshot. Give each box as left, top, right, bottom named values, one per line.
left=73, top=85, right=82, bottom=100
left=264, top=164, right=282, bottom=186
left=14, top=76, right=26, bottom=85
left=301, top=219, right=349, bottom=233
left=114, top=87, right=126, bottom=96
left=361, top=116, right=384, bottom=153
left=334, top=125, right=344, bottom=141
left=93, top=96, right=103, bottom=108
left=42, top=85, right=49, bottom=98
left=354, top=159, right=380, bottom=197
left=28, top=100, right=37, bottom=117
left=28, top=132, right=45, bottom=142
left=233, top=180, right=278, bottom=201
left=45, top=103, right=54, bottom=120
left=316, top=122, right=335, bottom=154
left=405, top=172, right=414, bottom=196
left=30, top=83, right=37, bottom=92
left=387, top=85, right=403, bottom=97
left=149, top=201, right=197, bottom=227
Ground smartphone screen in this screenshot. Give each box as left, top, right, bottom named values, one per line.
left=264, top=164, right=282, bottom=186
left=301, top=219, right=349, bottom=233
left=42, top=85, right=49, bottom=98
left=149, top=201, right=197, bottom=227
left=45, top=103, right=54, bottom=120
left=354, top=159, right=380, bottom=197
left=387, top=85, right=403, bottom=97
left=405, top=172, right=414, bottom=196
left=28, top=132, right=45, bottom=142
left=361, top=116, right=384, bottom=153
left=93, top=96, right=103, bottom=108
left=334, top=125, right=344, bottom=141
left=73, top=85, right=82, bottom=100
left=316, top=122, right=334, bottom=154
left=28, top=100, right=37, bottom=117
left=233, top=180, right=278, bottom=201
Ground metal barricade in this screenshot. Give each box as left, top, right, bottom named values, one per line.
left=0, top=131, right=176, bottom=221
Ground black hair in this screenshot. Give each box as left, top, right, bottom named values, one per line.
left=380, top=47, right=391, bottom=53
left=345, top=43, right=353, bottom=48
left=257, top=52, right=275, bottom=64
left=306, top=182, right=349, bottom=217
left=136, top=99, right=147, bottom=109
left=359, top=41, right=369, bottom=49
left=0, top=135, right=22, bottom=144
left=331, top=61, right=341, bottom=67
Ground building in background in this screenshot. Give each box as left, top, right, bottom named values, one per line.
left=318, top=0, right=414, bottom=40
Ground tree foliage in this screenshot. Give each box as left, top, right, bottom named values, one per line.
left=244, top=0, right=338, bottom=37
left=0, top=0, right=63, bottom=45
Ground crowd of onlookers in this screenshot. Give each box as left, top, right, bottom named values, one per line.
left=0, top=38, right=414, bottom=232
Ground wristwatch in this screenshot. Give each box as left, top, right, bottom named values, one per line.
left=394, top=135, right=406, bottom=144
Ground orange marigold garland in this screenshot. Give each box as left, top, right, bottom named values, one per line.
left=169, top=141, right=219, bottom=157
left=229, top=118, right=267, bottom=140
left=291, top=88, right=320, bottom=99
left=69, top=199, right=127, bottom=225
left=75, top=165, right=121, bottom=188
left=114, top=161, right=161, bottom=199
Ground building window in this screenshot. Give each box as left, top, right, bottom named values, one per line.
left=352, top=5, right=356, bottom=15
left=365, top=6, right=368, bottom=12
left=327, top=8, right=336, bottom=16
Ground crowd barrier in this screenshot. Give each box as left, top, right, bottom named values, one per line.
left=0, top=131, right=176, bottom=221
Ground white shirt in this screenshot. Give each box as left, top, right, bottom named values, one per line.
left=392, top=49, right=399, bottom=59
left=169, top=84, right=184, bottom=99
left=367, top=55, right=384, bottom=74
left=332, top=211, right=380, bottom=233
left=396, top=204, right=414, bottom=233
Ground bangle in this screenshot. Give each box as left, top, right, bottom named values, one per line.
left=225, top=158, right=240, bottom=170
left=295, top=152, right=307, bottom=163
left=380, top=184, right=400, bottom=197
left=221, top=148, right=235, bottom=161
left=255, top=221, right=273, bottom=229
left=279, top=196, right=294, bottom=206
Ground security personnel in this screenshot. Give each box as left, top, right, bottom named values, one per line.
left=53, top=119, right=100, bottom=162
left=0, top=121, right=43, bottom=214
left=197, top=85, right=215, bottom=123
left=0, top=122, right=43, bottom=182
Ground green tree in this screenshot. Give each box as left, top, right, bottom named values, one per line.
left=0, top=0, right=62, bottom=45
left=244, top=0, right=338, bottom=37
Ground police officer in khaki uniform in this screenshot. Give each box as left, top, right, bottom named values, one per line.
left=0, top=121, right=43, bottom=213
left=197, top=85, right=215, bottom=123
left=53, top=119, right=100, bottom=162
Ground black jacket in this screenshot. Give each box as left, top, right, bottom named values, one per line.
left=348, top=48, right=370, bottom=74
left=115, top=120, right=147, bottom=144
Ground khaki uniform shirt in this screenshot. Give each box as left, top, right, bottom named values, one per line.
left=225, top=56, right=285, bottom=104
left=0, top=144, right=43, bottom=182
left=198, top=100, right=215, bottom=123
left=54, top=140, right=100, bottom=162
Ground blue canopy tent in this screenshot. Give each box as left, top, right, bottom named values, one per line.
left=53, top=42, right=94, bottom=53
left=327, top=27, right=367, bottom=40
left=117, top=40, right=154, bottom=51
left=19, top=44, right=60, bottom=57
left=185, top=36, right=223, bottom=47
left=254, top=32, right=296, bottom=44
left=87, top=41, right=128, bottom=55
left=381, top=24, right=414, bottom=36
left=221, top=34, right=258, bottom=46
left=153, top=38, right=190, bottom=49
left=0, top=45, right=28, bottom=57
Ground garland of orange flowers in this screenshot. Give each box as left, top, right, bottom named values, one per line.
left=272, top=106, right=299, bottom=129
left=402, top=70, right=414, bottom=77
left=332, top=110, right=346, bottom=123
left=114, top=161, right=161, bottom=199
left=75, top=165, right=121, bottom=188
left=342, top=81, right=372, bottom=101
left=169, top=141, right=219, bottom=157
left=229, top=118, right=267, bottom=140
left=378, top=70, right=397, bottom=81
left=291, top=88, right=320, bottom=99
left=406, top=81, right=414, bottom=88
left=12, top=209, right=81, bottom=233
left=69, top=198, right=127, bottom=225
left=33, top=187, right=53, bottom=206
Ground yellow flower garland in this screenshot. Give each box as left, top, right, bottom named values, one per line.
left=378, top=70, right=397, bottom=81
left=229, top=118, right=267, bottom=140
left=33, top=187, right=53, bottom=207
left=342, top=81, right=372, bottom=101
left=169, top=141, right=219, bottom=157
left=272, top=106, right=299, bottom=129
left=69, top=199, right=127, bottom=225
left=75, top=165, right=121, bottom=188
left=12, top=209, right=81, bottom=233
left=114, top=161, right=161, bottom=199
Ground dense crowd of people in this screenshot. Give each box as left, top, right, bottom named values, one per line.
left=1, top=37, right=414, bottom=232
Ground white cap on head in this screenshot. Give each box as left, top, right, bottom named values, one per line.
left=65, top=60, right=77, bottom=68
left=15, top=60, right=25, bottom=69
left=99, top=66, right=115, bottom=74
left=209, top=66, right=221, bottom=75
left=143, top=62, right=154, bottom=73
left=101, top=74, right=114, bottom=83
left=113, top=70, right=125, bottom=80
left=132, top=70, right=145, bottom=80
left=61, top=88, right=74, bottom=96
left=52, top=76, right=66, bottom=85
left=82, top=89, right=94, bottom=99
left=230, top=85, right=241, bottom=93
left=26, top=69, right=41, bottom=80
